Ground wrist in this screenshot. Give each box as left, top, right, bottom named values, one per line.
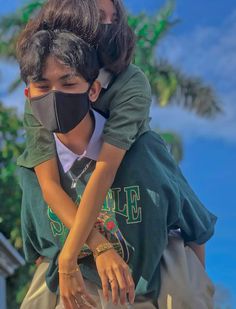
left=93, top=242, right=114, bottom=260
left=58, top=251, right=77, bottom=269
left=87, top=227, right=109, bottom=251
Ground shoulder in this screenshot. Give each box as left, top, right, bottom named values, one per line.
left=95, top=64, right=152, bottom=113
left=117, top=64, right=151, bottom=89
left=111, top=64, right=152, bottom=98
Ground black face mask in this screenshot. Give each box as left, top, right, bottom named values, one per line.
left=30, top=91, right=90, bottom=133
left=97, top=23, right=120, bottom=69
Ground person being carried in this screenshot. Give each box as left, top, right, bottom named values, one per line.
left=18, top=28, right=216, bottom=309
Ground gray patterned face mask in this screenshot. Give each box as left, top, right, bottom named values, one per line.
left=30, top=90, right=90, bottom=133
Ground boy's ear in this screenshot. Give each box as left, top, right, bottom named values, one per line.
left=88, top=80, right=102, bottom=103
left=24, top=87, right=29, bottom=98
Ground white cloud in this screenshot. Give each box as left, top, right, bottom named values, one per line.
left=155, top=10, right=236, bottom=143
left=150, top=100, right=236, bottom=143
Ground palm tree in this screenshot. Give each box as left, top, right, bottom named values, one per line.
left=130, top=1, right=221, bottom=117
left=0, top=0, right=221, bottom=117
left=0, top=0, right=222, bottom=162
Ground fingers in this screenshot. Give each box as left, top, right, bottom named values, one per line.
left=101, top=268, right=135, bottom=305
left=124, top=268, right=135, bottom=304
left=60, top=272, right=96, bottom=309
left=81, top=292, right=97, bottom=308
left=107, top=269, right=119, bottom=305
left=99, top=271, right=110, bottom=302
left=95, top=251, right=135, bottom=306
left=111, top=266, right=127, bottom=305
left=62, top=295, right=77, bottom=309
left=74, top=294, right=93, bottom=309
left=112, top=265, right=135, bottom=305
left=62, top=293, right=96, bottom=309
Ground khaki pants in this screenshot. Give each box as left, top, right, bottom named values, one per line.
left=20, top=260, right=58, bottom=309
left=20, top=261, right=155, bottom=309
left=21, top=236, right=214, bottom=309
left=157, top=234, right=215, bottom=309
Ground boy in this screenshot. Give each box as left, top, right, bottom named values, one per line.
left=18, top=29, right=216, bottom=309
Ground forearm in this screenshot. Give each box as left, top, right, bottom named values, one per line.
left=35, top=158, right=110, bottom=250
left=41, top=180, right=77, bottom=229
left=44, top=181, right=109, bottom=247
left=38, top=144, right=125, bottom=267
left=86, top=227, right=110, bottom=251
left=59, top=164, right=116, bottom=264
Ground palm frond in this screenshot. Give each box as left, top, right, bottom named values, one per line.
left=0, top=1, right=44, bottom=59
left=152, top=60, right=222, bottom=117
left=155, top=130, right=183, bottom=163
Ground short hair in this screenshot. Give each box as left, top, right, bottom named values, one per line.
left=18, top=30, right=100, bottom=84
left=17, top=0, right=135, bottom=76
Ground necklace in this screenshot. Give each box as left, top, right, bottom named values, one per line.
left=68, top=158, right=94, bottom=189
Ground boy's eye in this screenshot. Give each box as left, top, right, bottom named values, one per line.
left=36, top=85, right=49, bottom=90
left=63, top=83, right=77, bottom=87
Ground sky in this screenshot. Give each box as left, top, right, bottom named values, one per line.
left=0, top=0, right=235, bottom=307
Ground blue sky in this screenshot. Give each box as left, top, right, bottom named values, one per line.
left=0, top=0, right=235, bottom=306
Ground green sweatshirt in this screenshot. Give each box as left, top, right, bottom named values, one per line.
left=18, top=131, right=216, bottom=304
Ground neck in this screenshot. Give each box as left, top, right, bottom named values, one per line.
left=56, top=111, right=95, bottom=155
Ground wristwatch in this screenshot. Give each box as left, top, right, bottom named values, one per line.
left=93, top=242, right=114, bottom=260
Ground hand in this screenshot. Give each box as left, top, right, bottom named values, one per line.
left=35, top=256, right=44, bottom=266
left=58, top=260, right=97, bottom=309
left=95, top=249, right=135, bottom=306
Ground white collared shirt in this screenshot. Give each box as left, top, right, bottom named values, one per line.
left=54, top=110, right=106, bottom=173
left=97, top=68, right=112, bottom=89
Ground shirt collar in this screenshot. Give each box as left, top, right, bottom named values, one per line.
left=54, top=110, right=106, bottom=173
left=97, top=68, right=112, bottom=89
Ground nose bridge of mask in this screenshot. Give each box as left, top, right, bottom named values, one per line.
left=54, top=90, right=91, bottom=134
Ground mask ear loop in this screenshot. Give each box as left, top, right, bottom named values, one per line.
left=87, top=77, right=97, bottom=92
left=87, top=80, right=97, bottom=113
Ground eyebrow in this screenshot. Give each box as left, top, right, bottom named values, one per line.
left=59, top=74, right=77, bottom=81
left=35, top=74, right=77, bottom=83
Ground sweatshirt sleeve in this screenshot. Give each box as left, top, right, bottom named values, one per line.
left=17, top=99, right=56, bottom=168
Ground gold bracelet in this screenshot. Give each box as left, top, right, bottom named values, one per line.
left=58, top=267, right=80, bottom=276
left=93, top=242, right=114, bottom=260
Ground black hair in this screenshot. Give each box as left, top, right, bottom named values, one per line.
left=17, top=0, right=136, bottom=75
left=97, top=0, right=136, bottom=74
left=18, top=30, right=100, bottom=84
left=17, top=0, right=100, bottom=60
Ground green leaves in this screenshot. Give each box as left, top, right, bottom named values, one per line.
left=160, top=131, right=183, bottom=163
left=0, top=0, right=44, bottom=59
left=128, top=0, right=221, bottom=117
left=0, top=0, right=222, bottom=117
left=0, top=103, right=26, bottom=306
left=0, top=103, right=24, bottom=242
left=21, top=1, right=44, bottom=23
